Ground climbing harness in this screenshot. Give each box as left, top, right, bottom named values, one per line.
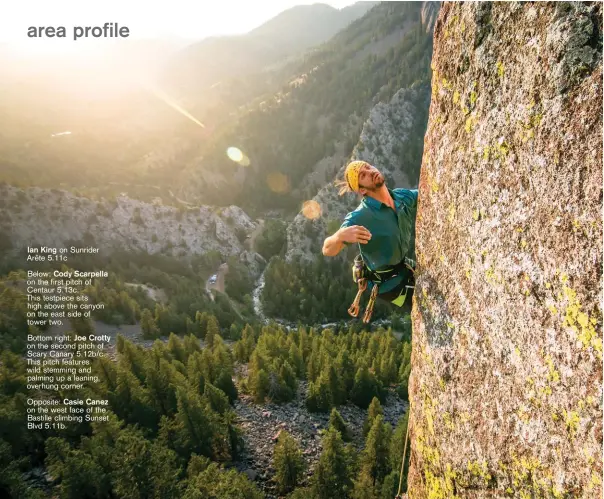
left=395, top=416, right=411, bottom=498
left=348, top=254, right=415, bottom=323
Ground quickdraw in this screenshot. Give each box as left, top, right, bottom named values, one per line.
left=348, top=254, right=378, bottom=323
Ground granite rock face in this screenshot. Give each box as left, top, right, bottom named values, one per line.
left=407, top=2, right=602, bottom=498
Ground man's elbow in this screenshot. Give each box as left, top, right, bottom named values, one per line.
left=322, top=239, right=335, bottom=257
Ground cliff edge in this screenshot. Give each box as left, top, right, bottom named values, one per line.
left=408, top=2, right=602, bottom=498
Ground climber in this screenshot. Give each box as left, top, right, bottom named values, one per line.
left=322, top=160, right=418, bottom=322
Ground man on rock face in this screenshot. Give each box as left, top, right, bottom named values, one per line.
left=322, top=160, right=418, bottom=309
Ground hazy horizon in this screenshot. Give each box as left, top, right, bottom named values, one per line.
left=0, top=0, right=361, bottom=57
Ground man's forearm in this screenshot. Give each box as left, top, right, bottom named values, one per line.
left=322, top=233, right=344, bottom=257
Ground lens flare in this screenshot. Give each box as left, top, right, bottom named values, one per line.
left=227, top=147, right=243, bottom=162
left=266, top=172, right=290, bottom=193
left=302, top=200, right=322, bottom=220
left=146, top=85, right=205, bottom=129
left=226, top=147, right=251, bottom=166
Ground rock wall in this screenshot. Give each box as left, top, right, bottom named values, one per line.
left=0, top=184, right=265, bottom=275
left=408, top=2, right=602, bottom=498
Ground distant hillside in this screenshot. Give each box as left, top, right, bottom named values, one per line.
left=172, top=2, right=435, bottom=212
left=162, top=2, right=378, bottom=100
left=0, top=2, right=377, bottom=206
left=248, top=2, right=379, bottom=52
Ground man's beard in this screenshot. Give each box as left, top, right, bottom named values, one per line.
left=360, top=173, right=385, bottom=193
left=369, top=173, right=385, bottom=190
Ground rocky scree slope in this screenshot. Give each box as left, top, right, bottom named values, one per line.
left=0, top=184, right=265, bottom=276
left=408, top=2, right=602, bottom=498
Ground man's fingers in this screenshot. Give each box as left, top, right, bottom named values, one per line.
left=353, top=226, right=371, bottom=236
left=344, top=226, right=371, bottom=243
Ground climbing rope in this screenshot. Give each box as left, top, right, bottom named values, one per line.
left=395, top=414, right=410, bottom=498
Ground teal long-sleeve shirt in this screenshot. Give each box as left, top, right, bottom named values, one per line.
left=340, top=188, right=418, bottom=294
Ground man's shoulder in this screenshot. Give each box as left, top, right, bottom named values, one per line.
left=392, top=187, right=418, bottom=205
left=392, top=187, right=418, bottom=196
left=342, top=202, right=371, bottom=227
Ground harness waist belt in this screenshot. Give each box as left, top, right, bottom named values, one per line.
left=366, top=257, right=415, bottom=283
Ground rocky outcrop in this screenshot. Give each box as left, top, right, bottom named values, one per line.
left=421, top=2, right=441, bottom=34
left=285, top=84, right=431, bottom=263
left=0, top=184, right=265, bottom=276
left=408, top=2, right=602, bottom=498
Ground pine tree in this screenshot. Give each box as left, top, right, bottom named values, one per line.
left=205, top=315, right=220, bottom=349
left=352, top=470, right=378, bottom=499
left=306, top=374, right=332, bottom=413
left=194, top=311, right=209, bottom=338
left=250, top=369, right=270, bottom=403
left=141, top=308, right=160, bottom=339
left=233, top=340, right=247, bottom=364
left=329, top=408, right=350, bottom=442
left=351, top=367, right=382, bottom=409
left=45, top=437, right=110, bottom=499
left=359, top=415, right=392, bottom=487
left=70, top=316, right=95, bottom=336
left=363, top=397, right=384, bottom=437
left=288, top=343, right=305, bottom=378
left=145, top=358, right=186, bottom=417
left=203, top=382, right=230, bottom=415
left=167, top=333, right=187, bottom=364
left=326, top=362, right=345, bottom=406
left=280, top=361, right=298, bottom=393
left=160, top=387, right=216, bottom=460
left=187, top=352, right=206, bottom=397
left=214, top=369, right=238, bottom=404
left=111, top=429, right=183, bottom=499
left=336, top=349, right=355, bottom=393
left=113, top=367, right=158, bottom=430
left=306, top=350, right=321, bottom=382
left=182, top=334, right=202, bottom=357
left=273, top=431, right=305, bottom=494
left=312, top=427, right=353, bottom=499
left=183, top=461, right=263, bottom=499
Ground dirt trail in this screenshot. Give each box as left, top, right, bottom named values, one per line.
left=206, top=262, right=228, bottom=298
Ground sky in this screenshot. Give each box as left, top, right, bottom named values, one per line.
left=0, top=0, right=360, bottom=54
